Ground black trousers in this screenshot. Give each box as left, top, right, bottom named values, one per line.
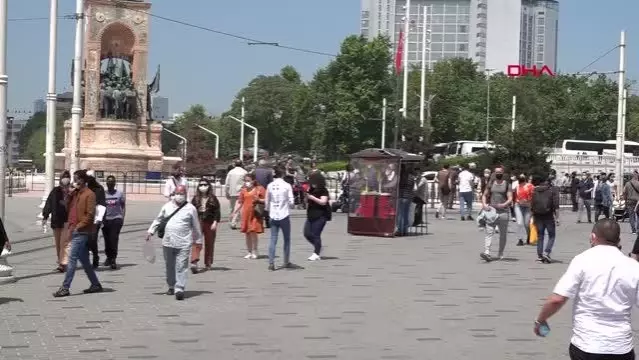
left=102, top=218, right=124, bottom=261
left=570, top=344, right=635, bottom=360
left=413, top=197, right=425, bottom=225
left=88, top=223, right=101, bottom=260
left=571, top=191, right=579, bottom=211
left=595, top=205, right=610, bottom=221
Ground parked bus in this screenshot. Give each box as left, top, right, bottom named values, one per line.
left=553, top=139, right=639, bottom=156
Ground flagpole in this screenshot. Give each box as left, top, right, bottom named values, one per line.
left=419, top=4, right=427, bottom=128
left=400, top=0, right=410, bottom=144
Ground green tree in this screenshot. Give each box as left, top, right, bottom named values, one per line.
left=18, top=112, right=46, bottom=155
left=24, top=128, right=46, bottom=169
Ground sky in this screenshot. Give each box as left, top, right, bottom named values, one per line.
left=5, top=0, right=639, bottom=117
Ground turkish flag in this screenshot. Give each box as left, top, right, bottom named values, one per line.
left=395, top=30, right=404, bottom=75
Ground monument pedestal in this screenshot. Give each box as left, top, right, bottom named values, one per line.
left=61, top=120, right=176, bottom=173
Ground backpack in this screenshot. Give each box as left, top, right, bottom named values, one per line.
left=532, top=187, right=553, bottom=216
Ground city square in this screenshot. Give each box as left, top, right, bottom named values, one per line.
left=0, top=196, right=636, bottom=359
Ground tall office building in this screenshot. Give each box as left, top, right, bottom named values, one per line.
left=151, top=96, right=169, bottom=122
left=360, top=0, right=558, bottom=73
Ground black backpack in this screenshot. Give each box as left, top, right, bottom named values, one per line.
left=532, top=187, right=553, bottom=216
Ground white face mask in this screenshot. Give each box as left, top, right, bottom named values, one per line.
left=86, top=170, right=95, bottom=178
left=174, top=194, right=186, bottom=204
left=245, top=181, right=253, bottom=188
left=60, top=178, right=70, bottom=186
left=198, top=186, right=209, bottom=193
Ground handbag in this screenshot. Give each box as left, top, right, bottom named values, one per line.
left=156, top=203, right=187, bottom=238
left=253, top=202, right=265, bottom=218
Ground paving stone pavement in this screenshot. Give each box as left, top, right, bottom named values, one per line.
left=1, top=206, right=639, bottom=359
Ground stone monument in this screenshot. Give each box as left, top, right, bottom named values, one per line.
left=59, top=0, right=177, bottom=172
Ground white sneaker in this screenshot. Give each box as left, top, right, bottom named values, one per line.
left=308, top=253, right=321, bottom=261
left=244, top=253, right=253, bottom=259
left=250, top=252, right=258, bottom=259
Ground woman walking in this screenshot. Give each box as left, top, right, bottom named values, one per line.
left=514, top=174, right=534, bottom=246
left=231, top=173, right=265, bottom=259
left=304, top=173, right=330, bottom=261
left=190, top=178, right=221, bottom=272
left=43, top=170, right=72, bottom=272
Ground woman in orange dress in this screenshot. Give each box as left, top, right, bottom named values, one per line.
left=231, top=173, right=265, bottom=259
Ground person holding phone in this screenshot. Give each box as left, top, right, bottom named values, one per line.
left=304, top=173, right=330, bottom=261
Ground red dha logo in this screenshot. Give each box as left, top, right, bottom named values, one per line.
left=507, top=65, right=555, bottom=77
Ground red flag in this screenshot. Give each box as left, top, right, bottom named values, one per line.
left=395, top=30, right=405, bottom=75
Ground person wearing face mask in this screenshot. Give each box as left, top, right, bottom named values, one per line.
left=53, top=170, right=103, bottom=297
left=43, top=170, right=72, bottom=272
left=147, top=185, right=202, bottom=300
left=101, top=176, right=125, bottom=270
left=305, top=173, right=330, bottom=261
left=190, top=178, right=221, bottom=273
left=231, top=173, right=266, bottom=259
left=480, top=166, right=513, bottom=262
left=163, top=162, right=188, bottom=200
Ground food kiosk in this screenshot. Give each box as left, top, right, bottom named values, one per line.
left=347, top=148, right=424, bottom=237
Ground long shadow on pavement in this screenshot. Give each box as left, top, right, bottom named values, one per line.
left=0, top=297, right=23, bottom=306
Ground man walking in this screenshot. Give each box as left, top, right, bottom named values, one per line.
left=570, top=171, right=580, bottom=212
left=255, top=159, right=274, bottom=228
left=458, top=164, right=475, bottom=221
left=623, top=170, right=639, bottom=234
left=534, top=219, right=639, bottom=360
left=480, top=166, right=512, bottom=262
left=577, top=172, right=594, bottom=223
left=531, top=176, right=559, bottom=264
left=147, top=186, right=202, bottom=300
left=435, top=164, right=451, bottom=219
left=163, top=163, right=188, bottom=200
left=102, top=175, right=125, bottom=270
left=265, top=167, right=294, bottom=271
left=225, top=160, right=248, bottom=229
left=86, top=170, right=106, bottom=269
left=53, top=170, right=103, bottom=297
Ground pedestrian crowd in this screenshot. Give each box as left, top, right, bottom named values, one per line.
left=34, top=160, right=331, bottom=301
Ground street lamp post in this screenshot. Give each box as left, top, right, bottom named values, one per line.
left=381, top=98, right=387, bottom=149
left=163, top=128, right=187, bottom=170
left=195, top=124, right=219, bottom=159
left=239, top=97, right=245, bottom=160
left=0, top=0, right=8, bottom=220
left=69, top=0, right=85, bottom=174
left=485, top=68, right=494, bottom=142
left=39, top=0, right=59, bottom=221
left=615, top=31, right=626, bottom=193
left=228, top=115, right=257, bottom=163
left=419, top=4, right=430, bottom=128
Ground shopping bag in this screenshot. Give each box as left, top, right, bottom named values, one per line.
left=529, top=218, right=538, bottom=245
left=143, top=240, right=156, bottom=264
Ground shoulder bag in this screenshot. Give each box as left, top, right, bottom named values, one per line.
left=156, top=203, right=187, bottom=238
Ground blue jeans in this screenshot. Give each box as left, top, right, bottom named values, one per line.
left=304, top=217, right=327, bottom=255
left=269, top=216, right=291, bottom=265
left=514, top=204, right=531, bottom=240
left=62, top=231, right=101, bottom=290
left=535, top=217, right=556, bottom=257
left=628, top=201, right=638, bottom=233
left=459, top=191, right=473, bottom=217
left=396, top=198, right=412, bottom=235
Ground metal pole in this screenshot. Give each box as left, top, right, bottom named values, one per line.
left=195, top=125, right=219, bottom=159
left=69, top=0, right=85, bottom=174
left=401, top=0, right=410, bottom=124
left=252, top=128, right=258, bottom=163
left=0, top=0, right=8, bottom=219
left=40, top=0, right=58, bottom=219
left=229, top=115, right=257, bottom=163
left=240, top=97, right=245, bottom=161
left=381, top=98, right=387, bottom=149
left=615, top=31, right=626, bottom=193
left=511, top=95, right=516, bottom=131
left=419, top=4, right=428, bottom=128
left=620, top=88, right=628, bottom=186
left=486, top=73, right=490, bottom=142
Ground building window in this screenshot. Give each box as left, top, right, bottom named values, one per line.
left=477, top=13, right=487, bottom=19
left=459, top=25, right=468, bottom=33
left=444, top=34, right=455, bottom=42
left=430, top=42, right=443, bottom=51
left=444, top=43, right=456, bottom=51
left=537, top=17, right=545, bottom=26
left=458, top=44, right=468, bottom=52
left=444, top=25, right=456, bottom=32
left=431, top=33, right=443, bottom=42
left=432, top=15, right=443, bottom=23
left=444, top=15, right=457, bottom=23
left=432, top=24, right=443, bottom=33
left=457, top=34, right=468, bottom=42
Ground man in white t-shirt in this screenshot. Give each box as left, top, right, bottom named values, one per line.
left=265, top=167, right=294, bottom=271
left=534, top=219, right=639, bottom=359
left=458, top=165, right=475, bottom=221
